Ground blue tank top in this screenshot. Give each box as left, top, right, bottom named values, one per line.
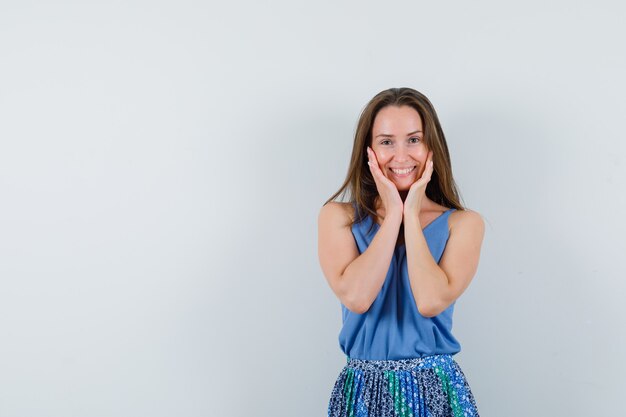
left=338, top=204, right=462, bottom=360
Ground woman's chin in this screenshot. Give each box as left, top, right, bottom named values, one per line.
left=384, top=173, right=417, bottom=191
left=391, top=177, right=415, bottom=189
left=392, top=182, right=412, bottom=192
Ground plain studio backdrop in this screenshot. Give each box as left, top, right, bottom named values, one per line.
left=0, top=1, right=624, bottom=416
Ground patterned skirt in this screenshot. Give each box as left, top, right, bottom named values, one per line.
left=327, top=354, right=480, bottom=417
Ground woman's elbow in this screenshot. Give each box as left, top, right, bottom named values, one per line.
left=342, top=293, right=370, bottom=314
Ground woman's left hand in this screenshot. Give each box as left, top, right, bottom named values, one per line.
left=403, top=151, right=434, bottom=222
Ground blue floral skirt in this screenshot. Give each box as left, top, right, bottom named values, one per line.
left=327, top=354, right=480, bottom=417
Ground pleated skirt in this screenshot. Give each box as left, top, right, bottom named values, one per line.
left=327, top=354, right=480, bottom=417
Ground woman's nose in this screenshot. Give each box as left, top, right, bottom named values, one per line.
left=393, top=144, right=409, bottom=160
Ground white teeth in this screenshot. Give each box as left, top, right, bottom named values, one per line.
left=391, top=166, right=415, bottom=175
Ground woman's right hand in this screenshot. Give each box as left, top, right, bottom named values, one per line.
left=367, top=146, right=404, bottom=219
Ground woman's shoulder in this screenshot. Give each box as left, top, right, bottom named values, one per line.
left=318, top=201, right=355, bottom=229
left=448, top=207, right=485, bottom=236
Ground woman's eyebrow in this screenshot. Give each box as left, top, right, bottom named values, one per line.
left=375, top=130, right=422, bottom=138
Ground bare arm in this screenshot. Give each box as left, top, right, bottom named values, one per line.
left=318, top=202, right=402, bottom=314
left=404, top=209, right=485, bottom=317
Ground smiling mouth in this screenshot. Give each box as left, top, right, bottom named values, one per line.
left=389, top=166, right=416, bottom=176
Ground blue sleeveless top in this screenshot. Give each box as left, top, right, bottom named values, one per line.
left=338, top=204, right=462, bottom=360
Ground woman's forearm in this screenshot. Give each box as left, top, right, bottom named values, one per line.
left=404, top=214, right=448, bottom=317
left=339, top=212, right=402, bottom=313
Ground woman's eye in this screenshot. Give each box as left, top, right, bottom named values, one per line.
left=409, top=137, right=421, bottom=143
left=381, top=140, right=391, bottom=145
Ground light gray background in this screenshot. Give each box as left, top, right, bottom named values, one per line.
left=1, top=1, right=624, bottom=416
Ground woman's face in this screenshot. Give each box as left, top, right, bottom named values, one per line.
left=370, top=105, right=430, bottom=191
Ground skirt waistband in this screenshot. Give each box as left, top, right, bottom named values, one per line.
left=345, top=354, right=454, bottom=372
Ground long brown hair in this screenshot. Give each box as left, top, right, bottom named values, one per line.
left=323, top=87, right=466, bottom=233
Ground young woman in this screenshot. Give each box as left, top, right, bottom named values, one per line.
left=318, top=87, right=484, bottom=417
